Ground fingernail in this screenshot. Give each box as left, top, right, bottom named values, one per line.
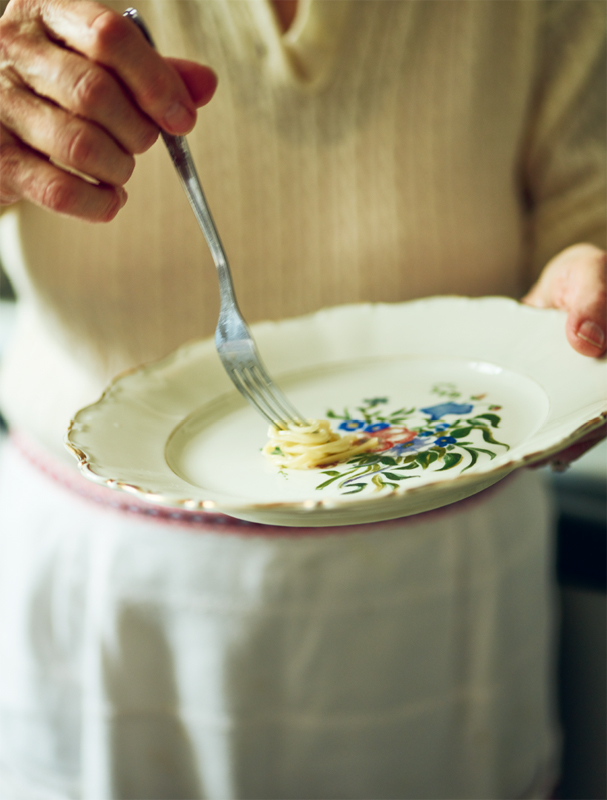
left=577, top=320, right=605, bottom=348
left=163, top=102, right=195, bottom=132
left=118, top=187, right=128, bottom=207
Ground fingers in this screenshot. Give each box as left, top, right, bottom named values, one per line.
left=530, top=422, right=606, bottom=470
left=552, top=425, right=606, bottom=468
left=562, top=247, right=607, bottom=356
left=167, top=58, right=218, bottom=109
left=1, top=67, right=136, bottom=187
left=0, top=0, right=217, bottom=222
left=40, top=0, right=210, bottom=134
left=0, top=127, right=127, bottom=222
left=0, top=10, right=136, bottom=215
left=522, top=243, right=607, bottom=358
left=7, top=19, right=159, bottom=155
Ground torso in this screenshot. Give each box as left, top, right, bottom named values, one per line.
left=0, top=0, right=542, bottom=455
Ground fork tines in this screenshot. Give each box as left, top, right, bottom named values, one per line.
left=231, top=364, right=307, bottom=430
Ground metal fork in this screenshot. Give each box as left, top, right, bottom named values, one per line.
left=124, top=9, right=307, bottom=430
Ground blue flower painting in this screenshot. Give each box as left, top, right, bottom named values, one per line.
left=315, top=388, right=509, bottom=496
left=434, top=436, right=457, bottom=447
left=338, top=419, right=365, bottom=431
left=420, top=402, right=474, bottom=421
left=364, top=422, right=391, bottom=433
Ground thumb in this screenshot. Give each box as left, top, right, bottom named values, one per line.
left=522, top=244, right=607, bottom=357
left=167, top=58, right=218, bottom=108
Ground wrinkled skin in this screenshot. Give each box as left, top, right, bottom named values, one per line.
left=0, top=0, right=217, bottom=221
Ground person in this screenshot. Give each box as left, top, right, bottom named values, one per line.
left=0, top=0, right=604, bottom=797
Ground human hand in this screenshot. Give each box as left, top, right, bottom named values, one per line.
left=0, top=0, right=217, bottom=222
left=522, top=243, right=606, bottom=468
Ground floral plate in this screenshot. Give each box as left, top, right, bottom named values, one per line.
left=66, top=298, right=606, bottom=527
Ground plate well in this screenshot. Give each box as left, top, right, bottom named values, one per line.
left=165, top=357, right=549, bottom=504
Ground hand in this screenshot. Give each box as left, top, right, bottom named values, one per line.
left=522, top=243, right=606, bottom=467
left=0, top=0, right=217, bottom=222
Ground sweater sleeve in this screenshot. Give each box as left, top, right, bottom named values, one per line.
left=524, top=0, right=606, bottom=282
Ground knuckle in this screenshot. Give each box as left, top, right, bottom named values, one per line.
left=0, top=19, right=17, bottom=56
left=0, top=139, right=25, bottom=203
left=72, top=67, right=110, bottom=115
left=113, top=153, right=135, bottom=186
left=0, top=16, right=25, bottom=54
left=137, top=72, right=172, bottom=110
left=88, top=9, right=131, bottom=58
left=132, top=124, right=158, bottom=154
left=42, top=177, right=120, bottom=222
left=0, top=16, right=46, bottom=69
left=41, top=176, right=77, bottom=214
left=63, top=124, right=94, bottom=169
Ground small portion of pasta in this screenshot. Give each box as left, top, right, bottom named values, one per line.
left=262, top=419, right=378, bottom=470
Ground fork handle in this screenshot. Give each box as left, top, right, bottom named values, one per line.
left=123, top=8, right=239, bottom=314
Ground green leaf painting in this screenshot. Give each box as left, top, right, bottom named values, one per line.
left=313, top=388, right=509, bottom=495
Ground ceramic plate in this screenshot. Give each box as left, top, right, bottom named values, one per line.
left=66, top=298, right=606, bottom=527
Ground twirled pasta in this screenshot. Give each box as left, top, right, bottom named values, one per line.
left=262, top=419, right=378, bottom=470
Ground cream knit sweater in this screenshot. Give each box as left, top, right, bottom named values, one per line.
left=0, top=0, right=605, bottom=459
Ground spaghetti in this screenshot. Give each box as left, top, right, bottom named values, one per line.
left=263, top=420, right=378, bottom=470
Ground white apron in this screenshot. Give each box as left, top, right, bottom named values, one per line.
left=0, top=436, right=559, bottom=799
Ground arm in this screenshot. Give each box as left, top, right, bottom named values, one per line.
left=0, top=0, right=217, bottom=222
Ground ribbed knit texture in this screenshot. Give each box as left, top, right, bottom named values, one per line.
left=0, top=0, right=605, bottom=458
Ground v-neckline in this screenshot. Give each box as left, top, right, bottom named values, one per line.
left=268, top=0, right=311, bottom=45
left=269, top=0, right=299, bottom=34
left=260, top=0, right=349, bottom=87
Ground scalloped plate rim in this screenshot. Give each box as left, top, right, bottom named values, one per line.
left=64, top=296, right=607, bottom=525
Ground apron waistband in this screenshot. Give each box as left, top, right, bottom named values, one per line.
left=9, top=430, right=513, bottom=537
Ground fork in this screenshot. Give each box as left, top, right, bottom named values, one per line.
left=124, top=8, right=308, bottom=430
